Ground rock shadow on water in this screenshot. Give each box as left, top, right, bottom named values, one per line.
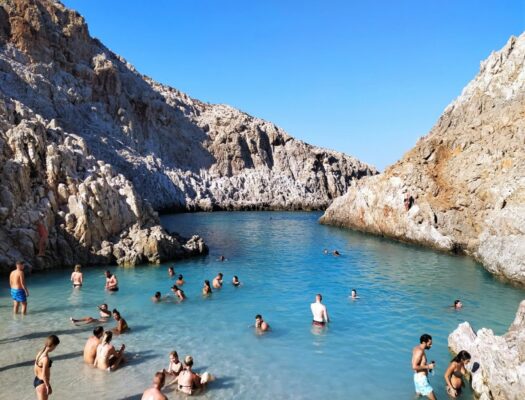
left=0, top=350, right=82, bottom=372
left=0, top=326, right=93, bottom=344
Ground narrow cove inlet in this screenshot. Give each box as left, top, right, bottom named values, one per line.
left=1, top=212, right=523, bottom=399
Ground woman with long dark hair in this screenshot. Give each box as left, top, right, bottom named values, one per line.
left=444, top=350, right=471, bottom=397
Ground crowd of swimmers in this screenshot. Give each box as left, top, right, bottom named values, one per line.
left=9, top=256, right=470, bottom=399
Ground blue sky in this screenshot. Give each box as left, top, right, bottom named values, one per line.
left=63, top=0, right=524, bottom=170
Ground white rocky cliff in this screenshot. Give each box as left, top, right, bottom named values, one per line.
left=321, top=33, right=525, bottom=284
left=0, top=0, right=376, bottom=214
left=448, top=301, right=525, bottom=400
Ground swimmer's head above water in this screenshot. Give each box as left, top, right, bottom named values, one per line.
left=454, top=299, right=463, bottom=309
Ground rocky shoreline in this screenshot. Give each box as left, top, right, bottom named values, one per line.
left=448, top=300, right=525, bottom=400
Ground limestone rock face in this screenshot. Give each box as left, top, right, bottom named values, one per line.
left=448, top=301, right=525, bottom=400
left=0, top=98, right=207, bottom=272
left=0, top=0, right=376, bottom=215
left=321, top=34, right=525, bottom=283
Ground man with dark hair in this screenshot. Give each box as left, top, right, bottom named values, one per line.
left=105, top=270, right=119, bottom=291
left=255, top=314, right=270, bottom=332
left=83, top=326, right=104, bottom=364
left=141, top=371, right=168, bottom=400
left=411, top=333, right=436, bottom=399
left=9, top=261, right=29, bottom=314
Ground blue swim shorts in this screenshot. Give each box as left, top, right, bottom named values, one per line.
left=414, top=373, right=433, bottom=396
left=11, top=288, right=27, bottom=302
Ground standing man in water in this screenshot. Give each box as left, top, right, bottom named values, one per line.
left=310, top=294, right=329, bottom=326
left=105, top=270, right=119, bottom=291
left=10, top=261, right=29, bottom=314
left=212, top=272, right=223, bottom=289
left=412, top=333, right=436, bottom=400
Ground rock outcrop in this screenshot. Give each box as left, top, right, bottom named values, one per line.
left=321, top=33, right=525, bottom=283
left=0, top=0, right=373, bottom=271
left=0, top=97, right=206, bottom=272
left=448, top=301, right=525, bottom=400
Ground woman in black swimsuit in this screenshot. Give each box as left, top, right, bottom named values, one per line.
left=34, top=335, right=60, bottom=400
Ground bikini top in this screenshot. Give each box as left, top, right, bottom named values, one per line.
left=35, top=355, right=52, bottom=369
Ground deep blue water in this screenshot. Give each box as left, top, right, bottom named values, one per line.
left=0, top=211, right=523, bottom=399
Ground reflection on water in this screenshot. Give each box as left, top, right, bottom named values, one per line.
left=0, top=211, right=523, bottom=399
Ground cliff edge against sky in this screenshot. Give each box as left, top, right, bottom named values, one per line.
left=321, top=33, right=525, bottom=284
left=0, top=0, right=374, bottom=271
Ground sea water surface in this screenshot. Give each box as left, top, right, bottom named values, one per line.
left=1, top=211, right=524, bottom=399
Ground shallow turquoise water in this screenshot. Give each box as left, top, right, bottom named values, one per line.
left=0, top=211, right=524, bottom=399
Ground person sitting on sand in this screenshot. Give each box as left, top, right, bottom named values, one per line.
left=255, top=314, right=270, bottom=332
left=94, top=331, right=125, bottom=371
left=176, top=274, right=185, bottom=286
left=71, top=264, right=83, bottom=288
left=105, top=271, right=119, bottom=291
left=112, top=309, right=129, bottom=334
left=232, top=276, right=241, bottom=287
left=152, top=292, right=162, bottom=302
left=141, top=371, right=168, bottom=400
left=177, top=355, right=213, bottom=395
left=171, top=285, right=186, bottom=301
left=71, top=304, right=111, bottom=325
left=350, top=289, right=359, bottom=299
left=83, top=326, right=104, bottom=364
left=163, top=351, right=183, bottom=380
left=212, top=273, right=223, bottom=289
left=311, top=294, right=330, bottom=327
left=444, top=350, right=471, bottom=398
left=168, top=266, right=175, bottom=277
left=202, top=280, right=212, bottom=296
left=453, top=299, right=463, bottom=309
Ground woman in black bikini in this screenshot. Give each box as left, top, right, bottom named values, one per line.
left=34, top=335, right=60, bottom=400
left=444, top=350, right=471, bottom=397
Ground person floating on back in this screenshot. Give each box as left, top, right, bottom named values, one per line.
left=71, top=303, right=111, bottom=325
left=411, top=333, right=436, bottom=400
left=10, top=260, right=29, bottom=314
left=311, top=293, right=329, bottom=327
left=105, top=270, right=119, bottom=292
left=141, top=371, right=168, bottom=400
left=71, top=264, right=83, bottom=288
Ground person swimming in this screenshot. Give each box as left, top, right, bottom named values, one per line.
left=453, top=299, right=463, bottom=309
left=212, top=273, right=223, bottom=289
left=34, top=335, right=60, bottom=400
left=202, top=280, right=212, bottom=296
left=71, top=264, right=83, bottom=288
left=171, top=285, right=186, bottom=301
left=255, top=314, right=270, bottom=332
left=105, top=271, right=119, bottom=291
left=70, top=304, right=111, bottom=325
left=94, top=331, right=125, bottom=371
left=152, top=292, right=162, bottom=302
left=176, top=274, right=185, bottom=286
left=332, top=250, right=340, bottom=256
left=232, top=276, right=241, bottom=287
left=350, top=289, right=360, bottom=299
left=444, top=350, right=471, bottom=398
left=311, top=294, right=330, bottom=326
left=217, top=255, right=226, bottom=262
left=168, top=266, right=175, bottom=277
left=111, top=309, right=129, bottom=334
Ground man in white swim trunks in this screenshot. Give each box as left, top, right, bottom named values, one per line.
left=310, top=293, right=329, bottom=327
left=411, top=333, right=436, bottom=399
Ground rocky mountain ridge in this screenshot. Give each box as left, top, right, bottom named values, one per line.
left=0, top=0, right=373, bottom=271
left=321, top=33, right=525, bottom=284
